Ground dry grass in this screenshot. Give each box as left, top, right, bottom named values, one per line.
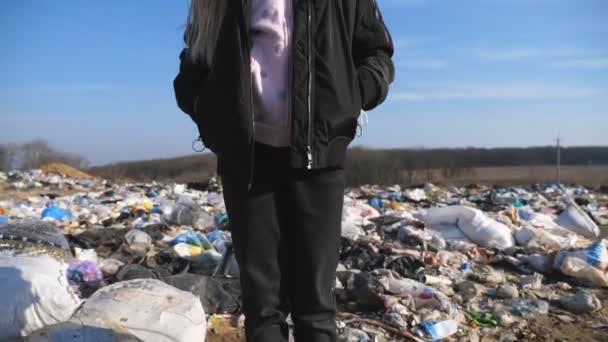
left=405, top=165, right=608, bottom=188
left=41, top=163, right=97, bottom=180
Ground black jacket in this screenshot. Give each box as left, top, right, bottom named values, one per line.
left=173, top=0, right=394, bottom=180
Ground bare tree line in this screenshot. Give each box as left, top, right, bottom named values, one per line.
left=345, top=146, right=608, bottom=185
left=0, top=140, right=89, bottom=171
left=2, top=140, right=607, bottom=186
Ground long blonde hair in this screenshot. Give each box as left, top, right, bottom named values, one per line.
left=186, top=0, right=227, bottom=66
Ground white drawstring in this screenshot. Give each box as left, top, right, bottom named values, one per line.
left=357, top=109, right=368, bottom=137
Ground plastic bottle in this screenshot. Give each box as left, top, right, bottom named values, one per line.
left=421, top=320, right=458, bottom=341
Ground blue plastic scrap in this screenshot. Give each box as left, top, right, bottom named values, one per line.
left=41, top=205, right=73, bottom=222
left=170, top=230, right=203, bottom=247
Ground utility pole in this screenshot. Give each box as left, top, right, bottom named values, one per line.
left=556, top=134, right=562, bottom=185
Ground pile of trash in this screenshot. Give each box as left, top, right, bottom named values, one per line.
left=1, top=169, right=607, bottom=341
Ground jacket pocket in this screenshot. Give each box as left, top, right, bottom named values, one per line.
left=325, top=136, right=352, bottom=166
left=193, top=82, right=222, bottom=153
left=357, top=66, right=379, bottom=111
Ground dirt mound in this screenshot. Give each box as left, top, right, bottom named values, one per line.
left=41, top=163, right=96, bottom=180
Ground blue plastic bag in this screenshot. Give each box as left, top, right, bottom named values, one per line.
left=170, top=230, right=202, bottom=247
left=586, top=241, right=607, bottom=268
left=206, top=229, right=227, bottom=253
left=41, top=205, right=73, bottom=222
left=369, top=197, right=383, bottom=209
left=206, top=229, right=223, bottom=243
left=214, top=212, right=228, bottom=226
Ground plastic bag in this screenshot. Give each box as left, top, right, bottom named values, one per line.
left=99, top=258, right=124, bottom=276
left=556, top=201, right=600, bottom=239
left=67, top=261, right=103, bottom=287
left=124, top=229, right=152, bottom=256
left=425, top=223, right=470, bottom=243
left=556, top=256, right=608, bottom=288
left=164, top=273, right=242, bottom=315
left=41, top=205, right=73, bottom=222
left=75, top=248, right=99, bottom=263
left=426, top=206, right=515, bottom=249
left=421, top=320, right=458, bottom=341
left=378, top=274, right=453, bottom=313
left=0, top=219, right=71, bottom=254
left=170, top=230, right=203, bottom=247
left=206, top=229, right=229, bottom=254
left=404, top=188, right=427, bottom=202
left=559, top=290, right=602, bottom=313
left=514, top=225, right=578, bottom=251
left=342, top=196, right=380, bottom=240
left=74, top=279, right=206, bottom=342
left=0, top=254, right=82, bottom=339
left=509, top=299, right=549, bottom=316
left=554, top=240, right=608, bottom=271
left=166, top=197, right=214, bottom=231
left=173, top=243, right=204, bottom=260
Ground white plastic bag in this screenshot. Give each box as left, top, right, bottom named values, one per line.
left=557, top=256, right=608, bottom=288
left=74, top=279, right=206, bottom=342
left=124, top=229, right=152, bottom=256
left=426, top=206, right=515, bottom=249
left=556, top=201, right=600, bottom=239
left=554, top=240, right=608, bottom=271
left=342, top=196, right=379, bottom=240
left=0, top=254, right=82, bottom=339
left=378, top=274, right=453, bottom=313
left=425, top=223, right=471, bottom=243
left=514, top=225, right=579, bottom=251
left=404, top=188, right=427, bottom=202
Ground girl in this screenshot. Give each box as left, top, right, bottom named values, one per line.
left=174, top=0, right=394, bottom=341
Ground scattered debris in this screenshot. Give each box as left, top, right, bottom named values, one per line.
left=0, top=169, right=607, bottom=340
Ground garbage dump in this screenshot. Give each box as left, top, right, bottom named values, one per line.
left=1, top=168, right=607, bottom=341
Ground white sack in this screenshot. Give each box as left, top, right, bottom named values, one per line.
left=426, top=205, right=515, bottom=249
left=556, top=201, right=600, bottom=239
left=514, top=225, right=578, bottom=251
left=0, top=254, right=82, bottom=339
left=74, top=279, right=206, bottom=342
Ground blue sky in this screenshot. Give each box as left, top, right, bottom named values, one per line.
left=2, top=0, right=607, bottom=165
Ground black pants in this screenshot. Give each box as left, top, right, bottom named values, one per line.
left=221, top=143, right=344, bottom=342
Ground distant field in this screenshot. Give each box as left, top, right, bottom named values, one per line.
left=82, top=146, right=608, bottom=187
left=87, top=155, right=607, bottom=187
left=406, top=165, right=608, bottom=188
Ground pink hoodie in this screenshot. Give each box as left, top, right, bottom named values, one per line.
left=249, top=0, right=294, bottom=147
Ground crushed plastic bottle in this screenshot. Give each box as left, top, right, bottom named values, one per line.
left=509, top=299, right=549, bottom=316
left=420, top=319, right=458, bottom=341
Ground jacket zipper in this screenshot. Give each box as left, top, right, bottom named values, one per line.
left=247, top=73, right=255, bottom=190
left=287, top=1, right=294, bottom=159
left=306, top=0, right=313, bottom=169
left=244, top=0, right=256, bottom=190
